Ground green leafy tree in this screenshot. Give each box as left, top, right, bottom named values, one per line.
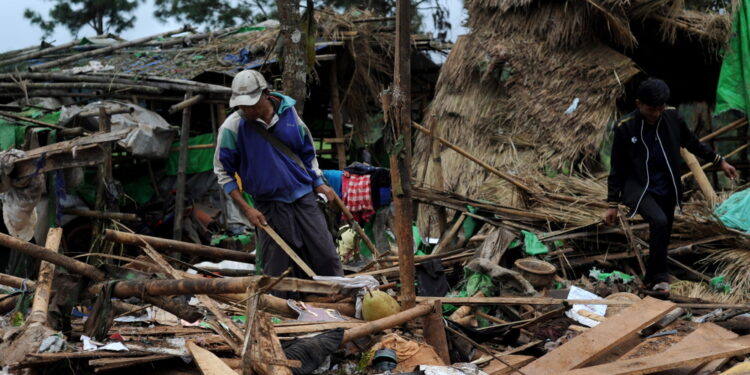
left=24, top=0, right=143, bottom=39
left=154, top=0, right=275, bottom=29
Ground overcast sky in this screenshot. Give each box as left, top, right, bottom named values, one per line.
left=1, top=0, right=467, bottom=51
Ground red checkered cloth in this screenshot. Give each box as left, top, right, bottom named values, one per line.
left=341, top=171, right=375, bottom=222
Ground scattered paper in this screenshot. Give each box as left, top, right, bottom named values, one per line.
left=565, top=286, right=607, bottom=327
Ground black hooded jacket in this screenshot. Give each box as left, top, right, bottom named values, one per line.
left=607, top=108, right=722, bottom=214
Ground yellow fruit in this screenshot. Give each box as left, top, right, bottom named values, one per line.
left=362, top=290, right=401, bottom=321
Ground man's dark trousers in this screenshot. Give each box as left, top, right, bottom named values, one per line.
left=256, top=192, right=344, bottom=283
left=636, top=192, right=676, bottom=284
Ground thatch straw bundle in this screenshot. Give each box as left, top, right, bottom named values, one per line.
left=414, top=0, right=733, bottom=236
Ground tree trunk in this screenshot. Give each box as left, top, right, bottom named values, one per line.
left=277, top=0, right=307, bottom=114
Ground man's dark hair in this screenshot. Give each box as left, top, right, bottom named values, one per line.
left=636, top=78, right=670, bottom=107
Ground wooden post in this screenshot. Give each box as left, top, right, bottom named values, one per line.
left=277, top=0, right=307, bottom=114
left=94, top=107, right=112, bottom=237
left=430, top=123, right=449, bottom=236
left=173, top=91, right=193, bottom=241
left=329, top=60, right=347, bottom=170
left=423, top=300, right=450, bottom=364
left=389, top=0, right=416, bottom=310
left=211, top=104, right=228, bottom=226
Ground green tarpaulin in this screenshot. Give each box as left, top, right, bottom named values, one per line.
left=716, top=0, right=750, bottom=115
left=166, top=133, right=215, bottom=176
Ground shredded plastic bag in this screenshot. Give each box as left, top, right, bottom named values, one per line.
left=715, top=188, right=750, bottom=233
left=0, top=149, right=44, bottom=241
left=589, top=267, right=634, bottom=284
left=522, top=230, right=549, bottom=255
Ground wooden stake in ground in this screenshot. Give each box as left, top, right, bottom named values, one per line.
left=423, top=300, right=450, bottom=364
left=174, top=91, right=193, bottom=241
left=388, top=0, right=416, bottom=310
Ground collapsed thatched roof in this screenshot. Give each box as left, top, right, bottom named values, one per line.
left=414, top=0, right=734, bottom=228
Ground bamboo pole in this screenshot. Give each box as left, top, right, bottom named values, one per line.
left=0, top=111, right=67, bottom=130
left=103, top=229, right=255, bottom=262
left=78, top=107, right=133, bottom=117
left=332, top=193, right=380, bottom=258
left=168, top=94, right=204, bottom=114
left=341, top=304, right=433, bottom=344
left=681, top=148, right=718, bottom=205
left=412, top=122, right=532, bottom=193
left=0, top=273, right=36, bottom=289
left=432, top=213, right=466, bottom=255
left=681, top=143, right=749, bottom=180
left=0, top=73, right=232, bottom=95
left=27, top=228, right=62, bottom=326
left=173, top=91, right=193, bottom=241
left=106, top=276, right=341, bottom=297
left=260, top=225, right=316, bottom=278
left=0, top=232, right=105, bottom=280
left=699, top=118, right=748, bottom=142
left=0, top=40, right=80, bottom=66
left=329, top=60, right=347, bottom=169
left=0, top=82, right=162, bottom=93
left=29, top=26, right=192, bottom=71
left=0, top=232, right=201, bottom=322
left=63, top=208, right=139, bottom=221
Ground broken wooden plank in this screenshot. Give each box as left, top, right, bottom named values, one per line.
left=561, top=334, right=750, bottom=375
left=27, top=228, right=62, bottom=326
left=482, top=355, right=536, bottom=375
left=63, top=209, right=139, bottom=221
left=186, top=340, right=239, bottom=375
left=12, top=144, right=105, bottom=179
left=22, top=129, right=130, bottom=158
left=521, top=297, right=675, bottom=375
left=424, top=300, right=451, bottom=364
left=658, top=323, right=738, bottom=375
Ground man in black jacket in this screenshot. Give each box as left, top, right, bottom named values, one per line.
left=605, top=78, right=737, bottom=292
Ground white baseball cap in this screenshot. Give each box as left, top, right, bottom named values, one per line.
left=229, top=70, right=268, bottom=107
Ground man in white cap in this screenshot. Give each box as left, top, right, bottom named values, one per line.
left=214, top=69, right=343, bottom=281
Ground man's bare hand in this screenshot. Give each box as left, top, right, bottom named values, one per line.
left=604, top=207, right=619, bottom=226
left=243, top=207, right=267, bottom=227
left=721, top=159, right=738, bottom=180
left=314, top=184, right=337, bottom=204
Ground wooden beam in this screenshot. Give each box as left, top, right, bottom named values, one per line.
left=659, top=323, right=738, bottom=375
left=521, top=297, right=675, bottom=374
left=63, top=209, right=139, bottom=222
left=187, top=341, right=239, bottom=375
left=12, top=144, right=105, bottom=178
left=561, top=334, right=750, bottom=375
left=341, top=304, right=433, bottom=344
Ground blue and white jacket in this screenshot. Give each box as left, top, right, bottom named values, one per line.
left=213, top=93, right=324, bottom=203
